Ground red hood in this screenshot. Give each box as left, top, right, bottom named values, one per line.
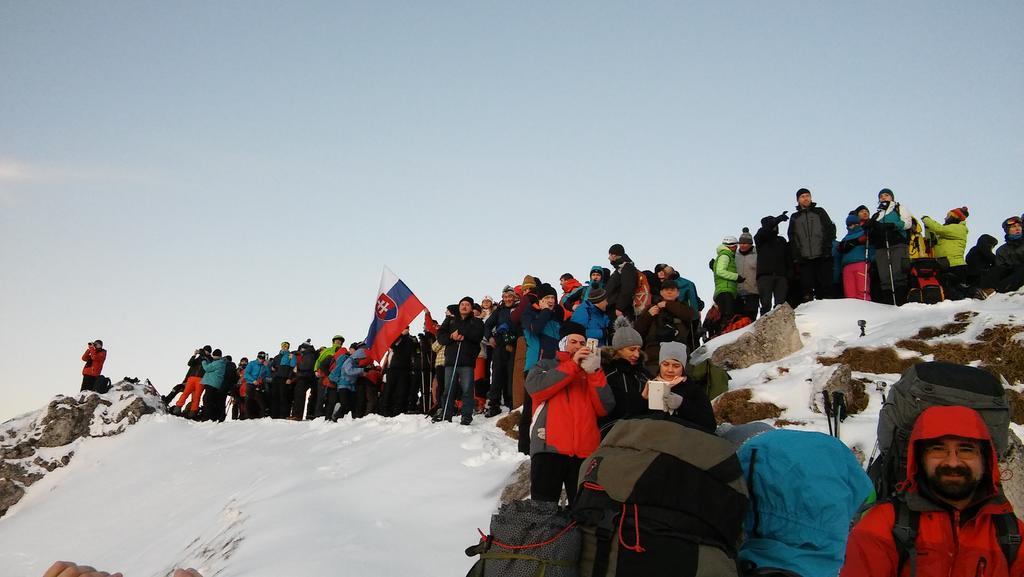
left=561, top=278, right=583, bottom=296
left=905, top=405, right=1000, bottom=493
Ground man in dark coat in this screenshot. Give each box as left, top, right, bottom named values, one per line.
left=755, top=211, right=791, bottom=314
left=434, top=296, right=485, bottom=425
left=605, top=243, right=639, bottom=321
left=382, top=328, right=416, bottom=417
left=787, top=188, right=836, bottom=302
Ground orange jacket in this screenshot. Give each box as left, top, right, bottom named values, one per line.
left=524, top=351, right=615, bottom=458
left=82, top=346, right=106, bottom=377
left=841, top=406, right=1024, bottom=577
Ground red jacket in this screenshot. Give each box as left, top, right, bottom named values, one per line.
left=82, top=346, right=106, bottom=377
left=524, top=351, right=615, bottom=458
left=841, top=405, right=1024, bottom=577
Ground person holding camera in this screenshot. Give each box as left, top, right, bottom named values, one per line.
left=172, top=345, right=211, bottom=417
left=80, top=340, right=107, bottom=392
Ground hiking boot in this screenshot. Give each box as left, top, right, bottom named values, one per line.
left=460, top=416, right=472, bottom=426
left=483, top=405, right=502, bottom=418
left=168, top=405, right=181, bottom=416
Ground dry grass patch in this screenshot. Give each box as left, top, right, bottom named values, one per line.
left=714, top=389, right=783, bottom=425
left=496, top=410, right=520, bottom=441
left=896, top=324, right=1024, bottom=385
left=1005, top=390, right=1024, bottom=426
left=774, top=419, right=807, bottom=427
left=818, top=347, right=923, bottom=375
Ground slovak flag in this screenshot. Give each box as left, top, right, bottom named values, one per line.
left=364, top=267, right=426, bottom=364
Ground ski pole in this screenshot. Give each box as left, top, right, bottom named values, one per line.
left=823, top=391, right=833, bottom=436
left=863, top=242, right=870, bottom=300
left=885, top=235, right=897, bottom=306
left=440, top=340, right=463, bottom=422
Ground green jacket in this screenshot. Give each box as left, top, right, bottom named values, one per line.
left=922, top=216, right=968, bottom=267
left=315, top=345, right=341, bottom=371
left=713, top=245, right=739, bottom=297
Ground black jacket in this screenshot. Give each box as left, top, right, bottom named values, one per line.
left=437, top=314, right=485, bottom=367
left=966, top=234, right=998, bottom=283
left=787, top=203, right=836, bottom=262
left=388, top=334, right=416, bottom=370
left=606, top=254, right=639, bottom=319
left=755, top=217, right=791, bottom=277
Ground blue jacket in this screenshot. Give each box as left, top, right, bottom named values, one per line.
left=522, top=306, right=561, bottom=372
left=569, top=301, right=609, bottom=346
left=270, top=350, right=296, bottom=379
left=329, top=350, right=363, bottom=391
left=673, top=276, right=702, bottom=312
left=200, top=358, right=227, bottom=389
left=243, top=360, right=270, bottom=386
left=838, top=226, right=875, bottom=268
left=737, top=429, right=872, bottom=577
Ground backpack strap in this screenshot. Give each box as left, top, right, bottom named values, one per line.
left=747, top=448, right=761, bottom=538
left=994, top=512, right=1022, bottom=568
left=891, top=497, right=920, bottom=577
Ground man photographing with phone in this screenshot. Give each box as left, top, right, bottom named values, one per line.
left=524, top=321, right=615, bottom=505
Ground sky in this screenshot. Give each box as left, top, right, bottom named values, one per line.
left=1, top=1, right=1021, bottom=422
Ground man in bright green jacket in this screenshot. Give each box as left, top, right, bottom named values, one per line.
left=923, top=207, right=970, bottom=291
left=713, top=236, right=741, bottom=323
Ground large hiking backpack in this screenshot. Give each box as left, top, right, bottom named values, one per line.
left=94, top=375, right=112, bottom=394
left=465, top=499, right=581, bottom=577
left=687, top=360, right=730, bottom=402
left=866, top=361, right=1010, bottom=501
left=907, top=217, right=934, bottom=260
left=632, top=272, right=652, bottom=318
left=907, top=258, right=945, bottom=304
left=573, top=415, right=748, bottom=577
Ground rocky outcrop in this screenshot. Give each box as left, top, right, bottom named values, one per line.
left=1000, top=428, right=1024, bottom=519
left=710, top=304, right=803, bottom=370
left=0, top=378, right=163, bottom=518
left=499, top=460, right=531, bottom=505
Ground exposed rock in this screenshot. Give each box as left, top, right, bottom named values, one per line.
left=37, top=395, right=108, bottom=447
left=0, top=379, right=162, bottom=518
left=0, top=479, right=25, bottom=517
left=499, top=460, right=531, bottom=505
left=1000, top=429, right=1024, bottom=519
left=810, top=364, right=853, bottom=414
left=711, top=303, right=803, bottom=370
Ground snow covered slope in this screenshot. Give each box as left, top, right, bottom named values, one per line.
left=0, top=294, right=1021, bottom=577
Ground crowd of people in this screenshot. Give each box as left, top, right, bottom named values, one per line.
left=73, top=188, right=1024, bottom=576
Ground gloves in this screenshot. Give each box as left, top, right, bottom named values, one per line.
left=736, top=275, right=746, bottom=284
left=881, top=222, right=897, bottom=232
left=664, top=392, right=683, bottom=411
left=838, top=241, right=852, bottom=254
left=861, top=219, right=876, bottom=230
left=580, top=351, right=601, bottom=374
left=776, top=211, right=789, bottom=223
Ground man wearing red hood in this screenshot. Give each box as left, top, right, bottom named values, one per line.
left=842, top=405, right=1024, bottom=576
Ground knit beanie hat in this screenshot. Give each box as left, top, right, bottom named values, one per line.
left=947, top=207, right=969, bottom=222
left=559, top=321, right=587, bottom=340
left=522, top=275, right=538, bottom=291
left=212, top=348, right=223, bottom=358
left=659, top=341, right=688, bottom=365
left=1004, top=216, right=1022, bottom=233
left=878, top=188, right=894, bottom=199
left=611, top=317, right=643, bottom=349
left=846, top=213, right=861, bottom=227
left=722, top=235, right=738, bottom=246
left=796, top=188, right=811, bottom=199
left=738, top=228, right=753, bottom=244
left=502, top=285, right=515, bottom=295
left=536, top=283, right=558, bottom=299
left=459, top=296, right=474, bottom=306
left=588, top=287, right=608, bottom=303
left=608, top=243, right=626, bottom=257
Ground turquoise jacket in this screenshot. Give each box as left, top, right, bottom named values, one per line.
left=569, top=300, right=610, bottom=346
left=200, top=358, right=227, bottom=389
left=737, top=429, right=872, bottom=577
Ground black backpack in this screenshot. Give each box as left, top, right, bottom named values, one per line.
left=465, top=499, right=580, bottom=577
left=573, top=415, right=748, bottom=577
left=94, top=375, right=112, bottom=394
left=866, top=361, right=1010, bottom=501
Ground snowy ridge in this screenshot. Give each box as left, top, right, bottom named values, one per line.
left=0, top=295, right=1022, bottom=576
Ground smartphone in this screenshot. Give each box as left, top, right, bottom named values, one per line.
left=647, top=380, right=667, bottom=411
left=586, top=338, right=599, bottom=354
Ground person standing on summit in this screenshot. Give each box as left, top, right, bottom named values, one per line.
left=605, top=244, right=639, bottom=321
left=80, top=340, right=107, bottom=392
left=787, top=188, right=836, bottom=302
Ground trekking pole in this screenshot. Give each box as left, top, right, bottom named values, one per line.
left=884, top=235, right=897, bottom=306
left=832, top=391, right=845, bottom=439
left=439, top=340, right=463, bottom=422
left=863, top=243, right=870, bottom=300
left=822, top=391, right=833, bottom=436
